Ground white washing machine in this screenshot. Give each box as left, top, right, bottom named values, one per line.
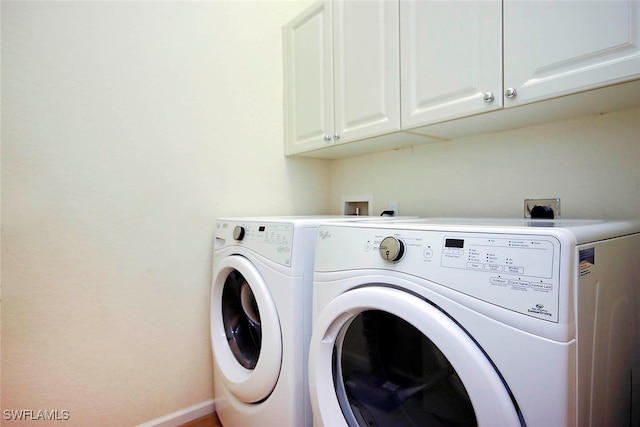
left=309, top=218, right=640, bottom=427
left=211, top=216, right=415, bottom=426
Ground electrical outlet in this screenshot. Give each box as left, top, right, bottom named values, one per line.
left=387, top=202, right=399, bottom=216
left=524, top=198, right=561, bottom=218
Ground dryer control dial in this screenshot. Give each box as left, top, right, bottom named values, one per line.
left=233, top=226, right=246, bottom=241
left=379, top=236, right=405, bottom=262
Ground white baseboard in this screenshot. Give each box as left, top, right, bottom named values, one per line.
left=137, top=399, right=215, bottom=427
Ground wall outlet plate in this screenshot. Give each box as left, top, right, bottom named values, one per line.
left=385, top=202, right=399, bottom=216
left=524, top=198, right=561, bottom=218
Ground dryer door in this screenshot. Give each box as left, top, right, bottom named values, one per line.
left=211, top=255, right=282, bottom=403
left=309, top=286, right=523, bottom=427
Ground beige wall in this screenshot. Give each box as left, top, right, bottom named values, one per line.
left=330, top=107, right=640, bottom=219
left=1, top=1, right=325, bottom=426
left=3, top=0, right=639, bottom=426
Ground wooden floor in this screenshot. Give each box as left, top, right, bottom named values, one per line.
left=179, top=412, right=223, bottom=427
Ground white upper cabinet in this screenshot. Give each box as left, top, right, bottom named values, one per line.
left=503, top=0, right=640, bottom=106
left=400, top=1, right=503, bottom=128
left=285, top=0, right=640, bottom=158
left=283, top=1, right=333, bottom=154
left=283, top=0, right=400, bottom=155
left=402, top=0, right=640, bottom=129
left=333, top=1, right=401, bottom=144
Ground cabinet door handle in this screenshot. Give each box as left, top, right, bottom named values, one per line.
left=323, top=134, right=332, bottom=142
left=333, top=133, right=341, bottom=141
left=505, top=87, right=517, bottom=99
left=483, top=92, right=495, bottom=103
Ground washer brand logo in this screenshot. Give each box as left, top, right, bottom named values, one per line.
left=528, top=304, right=552, bottom=317
left=319, top=230, right=331, bottom=240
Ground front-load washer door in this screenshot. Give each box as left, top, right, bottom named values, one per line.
left=309, top=286, right=523, bottom=427
left=211, top=255, right=282, bottom=403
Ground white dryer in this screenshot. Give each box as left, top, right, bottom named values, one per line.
left=211, top=216, right=414, bottom=426
left=309, top=218, right=640, bottom=427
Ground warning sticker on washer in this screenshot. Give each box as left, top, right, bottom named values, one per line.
left=579, top=248, right=595, bottom=277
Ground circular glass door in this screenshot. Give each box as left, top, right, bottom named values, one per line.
left=211, top=255, right=282, bottom=403
left=334, top=310, right=476, bottom=426
left=221, top=269, right=262, bottom=370
left=309, top=286, right=523, bottom=427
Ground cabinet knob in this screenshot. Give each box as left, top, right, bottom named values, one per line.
left=333, top=133, right=341, bottom=141
left=505, top=87, right=517, bottom=99
left=323, top=134, right=332, bottom=142
left=483, top=92, right=495, bottom=103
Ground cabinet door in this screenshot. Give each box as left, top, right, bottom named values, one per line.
left=400, top=0, right=502, bottom=129
left=504, top=0, right=640, bottom=107
left=333, top=0, right=400, bottom=143
left=283, top=1, right=334, bottom=155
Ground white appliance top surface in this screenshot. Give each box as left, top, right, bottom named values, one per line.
left=217, top=215, right=415, bottom=226
left=218, top=216, right=353, bottom=226
left=321, top=218, right=640, bottom=244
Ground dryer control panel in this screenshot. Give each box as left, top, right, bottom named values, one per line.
left=441, top=236, right=555, bottom=286
left=437, top=234, right=560, bottom=321
left=315, top=225, right=563, bottom=323
left=216, top=221, right=294, bottom=266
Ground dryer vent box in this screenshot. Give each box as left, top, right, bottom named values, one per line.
left=342, top=196, right=372, bottom=216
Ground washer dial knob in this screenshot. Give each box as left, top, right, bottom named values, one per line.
left=379, top=236, right=405, bottom=262
left=233, top=226, right=246, bottom=241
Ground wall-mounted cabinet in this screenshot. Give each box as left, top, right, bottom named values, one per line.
left=504, top=0, right=640, bottom=106
left=400, top=1, right=503, bottom=128
left=403, top=0, right=640, bottom=131
left=284, top=0, right=640, bottom=158
left=283, top=0, right=403, bottom=155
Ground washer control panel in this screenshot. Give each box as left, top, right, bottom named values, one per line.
left=217, top=221, right=293, bottom=266
left=316, top=226, right=562, bottom=322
